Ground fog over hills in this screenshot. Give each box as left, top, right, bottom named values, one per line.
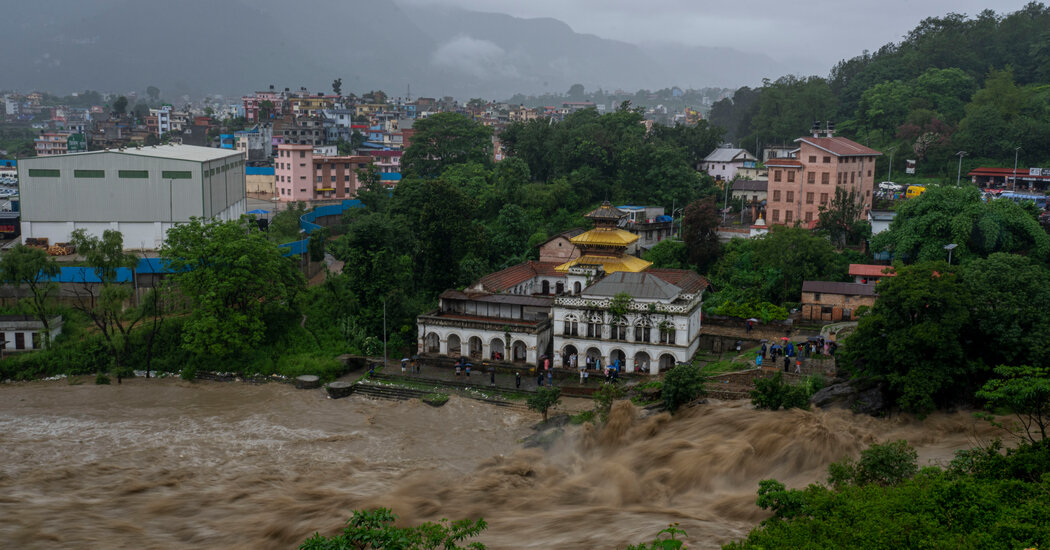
left=1, top=0, right=785, bottom=99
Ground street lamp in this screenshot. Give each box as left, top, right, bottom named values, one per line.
left=955, top=151, right=967, bottom=186
left=944, top=243, right=957, bottom=265
left=671, top=207, right=683, bottom=240
left=886, top=146, right=897, bottom=182
left=1013, top=146, right=1021, bottom=191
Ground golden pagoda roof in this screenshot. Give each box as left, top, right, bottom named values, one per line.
left=584, top=200, right=626, bottom=221
left=555, top=254, right=652, bottom=274
left=570, top=228, right=639, bottom=246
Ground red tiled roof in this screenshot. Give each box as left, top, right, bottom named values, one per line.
left=795, top=137, right=882, bottom=157
left=645, top=268, right=709, bottom=294
left=476, top=261, right=564, bottom=292
left=849, top=264, right=896, bottom=278
left=765, top=158, right=802, bottom=167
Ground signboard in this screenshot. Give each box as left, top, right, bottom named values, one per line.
left=905, top=159, right=916, bottom=174
left=67, top=133, right=86, bottom=153
left=1027, top=167, right=1050, bottom=177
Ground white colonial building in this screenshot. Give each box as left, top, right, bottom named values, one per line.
left=552, top=269, right=705, bottom=374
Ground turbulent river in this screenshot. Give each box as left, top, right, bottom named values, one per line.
left=0, top=378, right=1002, bottom=549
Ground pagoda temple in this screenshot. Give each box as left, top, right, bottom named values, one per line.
left=555, top=201, right=652, bottom=274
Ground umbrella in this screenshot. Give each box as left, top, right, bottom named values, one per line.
left=247, top=208, right=270, bottom=215
left=747, top=318, right=760, bottom=322
left=760, top=339, right=768, bottom=343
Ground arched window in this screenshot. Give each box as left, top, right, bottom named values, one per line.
left=542, top=280, right=550, bottom=294
left=574, top=281, right=581, bottom=294
left=556, top=282, right=564, bottom=294
left=563, top=315, right=579, bottom=336
left=634, top=318, right=652, bottom=343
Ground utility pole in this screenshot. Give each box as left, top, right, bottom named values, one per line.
left=1013, top=147, right=1021, bottom=191
left=956, top=151, right=967, bottom=185
left=383, top=298, right=387, bottom=369
left=887, top=146, right=896, bottom=182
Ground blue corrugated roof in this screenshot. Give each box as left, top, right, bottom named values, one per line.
left=379, top=173, right=402, bottom=181
left=246, top=166, right=275, bottom=176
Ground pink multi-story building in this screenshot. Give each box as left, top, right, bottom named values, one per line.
left=274, top=143, right=373, bottom=202
left=765, top=130, right=881, bottom=227
left=243, top=91, right=287, bottom=122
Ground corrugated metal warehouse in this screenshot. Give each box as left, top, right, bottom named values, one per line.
left=17, top=145, right=246, bottom=249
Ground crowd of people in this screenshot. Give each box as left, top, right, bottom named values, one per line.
left=755, top=336, right=837, bottom=373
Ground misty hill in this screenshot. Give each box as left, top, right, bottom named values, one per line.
left=0, top=0, right=780, bottom=99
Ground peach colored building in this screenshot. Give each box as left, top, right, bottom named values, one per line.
left=765, top=133, right=881, bottom=227
left=274, top=143, right=373, bottom=202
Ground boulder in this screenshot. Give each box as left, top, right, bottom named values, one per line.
left=811, top=378, right=887, bottom=416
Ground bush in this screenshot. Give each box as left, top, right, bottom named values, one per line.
left=94, top=372, right=111, bottom=385
left=570, top=410, right=595, bottom=425
left=180, top=365, right=197, bottom=381
left=593, top=382, right=626, bottom=422
left=827, top=440, right=918, bottom=488
left=750, top=372, right=812, bottom=411
left=662, top=362, right=706, bottom=412
left=300, top=508, right=487, bottom=550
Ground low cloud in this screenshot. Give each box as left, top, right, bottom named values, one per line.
left=430, top=35, right=521, bottom=80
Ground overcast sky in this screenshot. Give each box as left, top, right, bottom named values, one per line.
left=399, top=0, right=1032, bottom=73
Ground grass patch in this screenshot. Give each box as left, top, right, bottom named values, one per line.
left=422, top=392, right=449, bottom=407
left=570, top=410, right=595, bottom=424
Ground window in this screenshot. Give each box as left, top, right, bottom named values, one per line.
left=74, top=169, right=105, bottom=178
left=610, top=324, right=627, bottom=341
left=820, top=192, right=828, bottom=204
left=808, top=155, right=816, bottom=163
left=786, top=191, right=794, bottom=202
left=772, top=209, right=779, bottom=222
left=787, top=171, right=795, bottom=183
left=773, top=170, right=782, bottom=182
left=805, top=211, right=813, bottom=222
left=635, top=325, right=651, bottom=343
left=850, top=172, right=855, bottom=184
left=814, top=293, right=822, bottom=301
left=358, top=163, right=367, bottom=169
left=868, top=170, right=872, bottom=177
left=587, top=321, right=601, bottom=338
left=807, top=172, right=815, bottom=184
left=162, top=170, right=192, bottom=179
left=28, top=169, right=60, bottom=177
left=331, top=175, right=336, bottom=182
left=344, top=175, right=350, bottom=181
left=785, top=210, right=793, bottom=222
left=316, top=176, right=322, bottom=183
left=821, top=172, right=830, bottom=184
left=659, top=325, right=676, bottom=345
left=823, top=156, right=831, bottom=163
left=806, top=192, right=814, bottom=204
left=344, top=163, right=350, bottom=169
left=299, top=151, right=305, bottom=158
left=773, top=190, right=781, bottom=201
left=564, top=317, right=579, bottom=336
left=119, top=170, right=149, bottom=178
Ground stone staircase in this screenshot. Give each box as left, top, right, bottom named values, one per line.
left=356, top=375, right=530, bottom=411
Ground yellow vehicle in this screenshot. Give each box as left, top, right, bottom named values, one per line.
left=906, top=185, right=927, bottom=199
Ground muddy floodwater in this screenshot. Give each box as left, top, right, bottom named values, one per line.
left=0, top=378, right=1001, bottom=549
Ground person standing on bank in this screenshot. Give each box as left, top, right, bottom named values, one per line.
left=515, top=371, right=521, bottom=389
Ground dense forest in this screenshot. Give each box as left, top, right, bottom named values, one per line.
left=708, top=3, right=1050, bottom=180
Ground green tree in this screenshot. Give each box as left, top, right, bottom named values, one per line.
left=593, top=381, right=627, bottom=423
left=871, top=186, right=1050, bottom=264
left=146, top=85, right=160, bottom=102
left=331, top=78, right=342, bottom=96
left=0, top=244, right=60, bottom=346
left=960, top=254, right=1050, bottom=369
left=643, top=239, right=690, bottom=269
left=816, top=187, right=869, bottom=248
left=258, top=100, right=275, bottom=120
left=161, top=218, right=305, bottom=359
left=112, top=96, right=128, bottom=115
left=527, top=386, right=562, bottom=422
left=976, top=365, right=1050, bottom=443
left=842, top=261, right=975, bottom=414
left=402, top=113, right=493, bottom=178
left=662, top=362, right=705, bottom=412
left=132, top=102, right=150, bottom=123
left=300, top=508, right=487, bottom=550
left=681, top=197, right=721, bottom=273
left=68, top=229, right=144, bottom=372
left=308, top=227, right=329, bottom=263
